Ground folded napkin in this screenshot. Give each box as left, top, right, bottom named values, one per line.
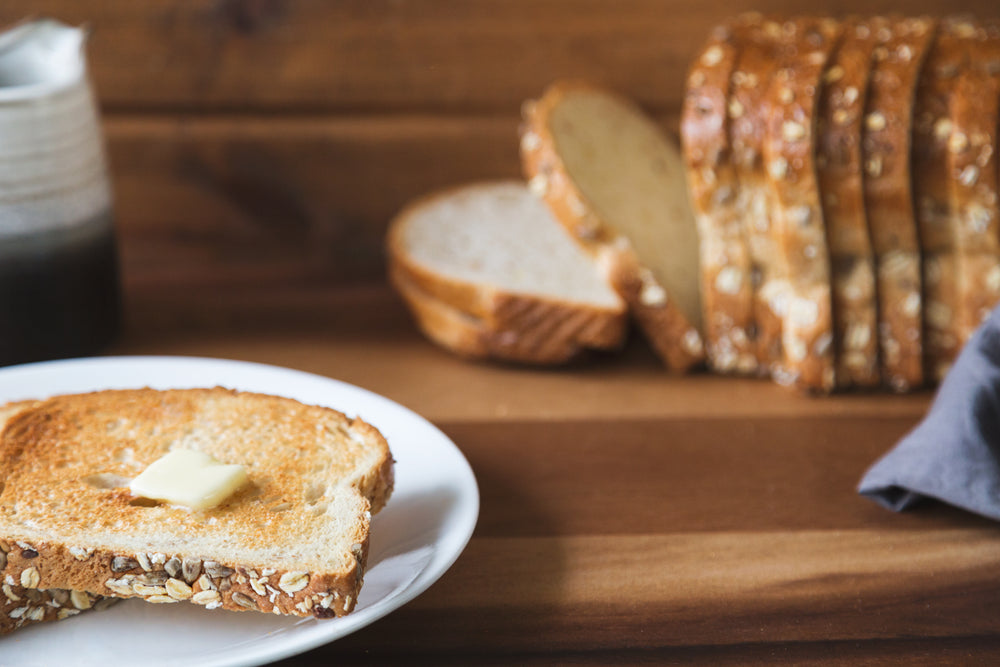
left=859, top=305, right=1000, bottom=520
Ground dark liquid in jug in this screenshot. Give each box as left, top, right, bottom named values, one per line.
left=0, top=210, right=121, bottom=367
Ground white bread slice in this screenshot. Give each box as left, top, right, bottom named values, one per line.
left=387, top=181, right=628, bottom=363
left=390, top=265, right=601, bottom=363
left=520, top=81, right=706, bottom=372
left=0, top=388, right=393, bottom=620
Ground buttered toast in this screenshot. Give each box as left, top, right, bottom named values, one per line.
left=0, top=388, right=393, bottom=623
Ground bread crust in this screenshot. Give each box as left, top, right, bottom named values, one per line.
left=861, top=16, right=936, bottom=392
left=816, top=18, right=880, bottom=388
left=948, top=21, right=1000, bottom=348
left=390, top=265, right=600, bottom=363
left=681, top=22, right=757, bottom=374
left=520, top=80, right=705, bottom=372
left=761, top=18, right=842, bottom=392
left=0, top=578, right=113, bottom=635
left=0, top=389, right=394, bottom=620
left=386, top=182, right=628, bottom=355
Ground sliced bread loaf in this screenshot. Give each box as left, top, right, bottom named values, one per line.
left=520, top=81, right=705, bottom=372
left=0, top=388, right=394, bottom=619
left=387, top=181, right=628, bottom=362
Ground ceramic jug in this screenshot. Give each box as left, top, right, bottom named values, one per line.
left=0, top=19, right=120, bottom=366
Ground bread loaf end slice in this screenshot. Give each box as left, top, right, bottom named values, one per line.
left=521, top=81, right=705, bottom=372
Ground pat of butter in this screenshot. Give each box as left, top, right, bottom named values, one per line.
left=130, top=450, right=248, bottom=510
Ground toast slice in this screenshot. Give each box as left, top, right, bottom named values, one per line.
left=0, top=388, right=393, bottom=620
left=520, top=81, right=705, bottom=372
left=387, top=181, right=628, bottom=362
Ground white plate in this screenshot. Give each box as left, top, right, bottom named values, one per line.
left=0, top=356, right=479, bottom=667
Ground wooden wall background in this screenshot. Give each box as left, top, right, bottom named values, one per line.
left=4, top=0, right=999, bottom=290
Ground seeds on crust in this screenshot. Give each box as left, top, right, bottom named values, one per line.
left=137, top=571, right=169, bottom=585
left=2, top=584, right=20, bottom=601
left=20, top=567, right=40, bottom=589
left=105, top=577, right=135, bottom=596
left=782, top=121, right=806, bottom=142
left=165, top=578, right=193, bottom=600
left=132, top=583, right=167, bottom=597
left=182, top=557, right=202, bottom=583
left=164, top=557, right=183, bottom=578
left=196, top=574, right=216, bottom=591
left=111, top=556, right=139, bottom=573
left=232, top=591, right=259, bottom=610
left=69, top=547, right=94, bottom=561
left=701, top=45, right=724, bottom=67
left=70, top=590, right=93, bottom=610
left=204, top=560, right=234, bottom=579
left=192, top=590, right=221, bottom=605
left=865, top=112, right=887, bottom=132
left=279, top=571, right=310, bottom=595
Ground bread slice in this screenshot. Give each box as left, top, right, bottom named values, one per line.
left=913, top=17, right=974, bottom=381
left=386, top=181, right=628, bottom=362
left=816, top=18, right=881, bottom=388
left=861, top=16, right=937, bottom=392
left=727, top=14, right=792, bottom=376
left=520, top=81, right=705, bottom=372
left=390, top=265, right=600, bottom=363
left=762, top=18, right=842, bottom=391
left=0, top=388, right=393, bottom=619
left=949, top=25, right=1000, bottom=347
left=681, top=21, right=758, bottom=374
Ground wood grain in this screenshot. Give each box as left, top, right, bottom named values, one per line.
left=3, top=1, right=999, bottom=113
left=113, top=283, right=934, bottom=423
left=107, top=115, right=522, bottom=286
left=345, top=530, right=1000, bottom=652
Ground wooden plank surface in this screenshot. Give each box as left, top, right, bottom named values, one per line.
left=106, top=115, right=523, bottom=286
left=2, top=1, right=999, bottom=113
left=117, top=283, right=932, bottom=422
left=97, top=282, right=1000, bottom=664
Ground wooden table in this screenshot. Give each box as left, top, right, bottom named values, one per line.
left=106, top=282, right=1000, bottom=665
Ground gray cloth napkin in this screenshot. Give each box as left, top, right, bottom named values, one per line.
left=859, top=305, right=1000, bottom=520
